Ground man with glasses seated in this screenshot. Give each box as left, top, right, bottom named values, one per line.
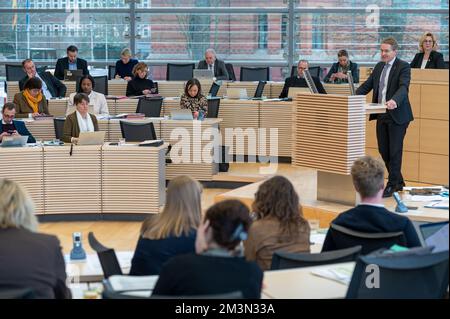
left=197, top=48, right=229, bottom=81
left=279, top=60, right=326, bottom=98
left=0, top=103, right=36, bottom=143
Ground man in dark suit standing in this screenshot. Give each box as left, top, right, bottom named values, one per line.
left=279, top=60, right=327, bottom=98
left=54, top=45, right=89, bottom=80
left=197, top=48, right=229, bottom=80
left=19, top=59, right=66, bottom=98
left=356, top=37, right=414, bottom=197
left=0, top=103, right=36, bottom=143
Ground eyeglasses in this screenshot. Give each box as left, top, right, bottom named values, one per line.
left=423, top=40, right=434, bottom=43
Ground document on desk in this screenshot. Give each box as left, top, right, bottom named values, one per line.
left=425, top=200, right=449, bottom=209
left=311, top=264, right=353, bottom=285
left=108, top=275, right=158, bottom=292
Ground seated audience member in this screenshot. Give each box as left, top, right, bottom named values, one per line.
left=197, top=48, right=229, bottom=80
left=0, top=103, right=36, bottom=143
left=67, top=75, right=109, bottom=116
left=180, top=78, right=208, bottom=118
left=13, top=77, right=50, bottom=118
left=126, top=62, right=156, bottom=97
left=279, top=60, right=327, bottom=98
left=244, top=176, right=310, bottom=270
left=322, top=156, right=422, bottom=252
left=62, top=93, right=99, bottom=144
left=0, top=179, right=71, bottom=299
left=54, top=45, right=89, bottom=80
left=130, top=176, right=202, bottom=276
left=114, top=48, right=139, bottom=81
left=410, top=32, right=446, bottom=69
left=19, top=59, right=66, bottom=98
left=153, top=200, right=263, bottom=299
left=324, top=49, right=359, bottom=83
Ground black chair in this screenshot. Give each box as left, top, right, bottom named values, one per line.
left=166, top=63, right=195, bottom=81
left=240, top=67, right=270, bottom=81
left=108, top=65, right=116, bottom=80
left=136, top=97, right=163, bottom=118
left=53, top=118, right=65, bottom=140
left=5, top=64, right=26, bottom=81
left=93, top=76, right=108, bottom=95
left=103, top=287, right=243, bottom=299
left=254, top=81, right=266, bottom=98
left=291, top=65, right=321, bottom=78
left=206, top=97, right=221, bottom=118
left=270, top=245, right=362, bottom=270
left=87, top=232, right=123, bottom=279
left=120, top=121, right=157, bottom=142
left=346, top=248, right=449, bottom=299
left=324, top=223, right=406, bottom=255
left=225, top=63, right=236, bottom=81
left=209, top=82, right=220, bottom=97
left=153, top=81, right=159, bottom=94
left=0, top=288, right=35, bottom=299
left=444, top=61, right=449, bottom=69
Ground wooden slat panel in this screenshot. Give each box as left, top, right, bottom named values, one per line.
left=162, top=98, right=180, bottom=117
left=420, top=119, right=449, bottom=155
left=419, top=153, right=449, bottom=185
left=226, top=81, right=270, bottom=98
left=420, top=84, right=449, bottom=120
left=25, top=119, right=55, bottom=141
left=62, top=81, right=77, bottom=97
left=409, top=84, right=421, bottom=119
left=157, top=81, right=185, bottom=97
left=6, top=81, right=20, bottom=102
left=115, top=99, right=139, bottom=115
left=270, top=83, right=284, bottom=99
left=48, top=98, right=69, bottom=117
left=108, top=80, right=127, bottom=96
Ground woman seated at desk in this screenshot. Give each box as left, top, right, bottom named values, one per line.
left=410, top=32, right=446, bottom=69
left=13, top=77, right=50, bottom=118
left=323, top=49, right=359, bottom=83
left=114, top=48, right=139, bottom=81
left=63, top=93, right=99, bottom=144
left=180, top=78, right=208, bottom=118
left=67, top=75, right=109, bottom=116
left=126, top=62, right=156, bottom=97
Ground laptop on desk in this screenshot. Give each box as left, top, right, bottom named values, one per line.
left=418, top=221, right=449, bottom=253
left=64, top=69, right=83, bottom=81
left=193, top=69, right=214, bottom=79
left=0, top=135, right=29, bottom=147
left=170, top=109, right=194, bottom=120
left=77, top=131, right=106, bottom=145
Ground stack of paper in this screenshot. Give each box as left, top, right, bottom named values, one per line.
left=108, top=275, right=158, bottom=292
left=311, top=265, right=353, bottom=285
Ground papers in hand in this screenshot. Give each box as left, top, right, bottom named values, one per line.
left=311, top=265, right=353, bottom=285
left=108, top=275, right=158, bottom=292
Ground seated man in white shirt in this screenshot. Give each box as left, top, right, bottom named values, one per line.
left=67, top=75, right=109, bottom=116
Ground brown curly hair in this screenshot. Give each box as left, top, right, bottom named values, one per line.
left=252, top=176, right=308, bottom=235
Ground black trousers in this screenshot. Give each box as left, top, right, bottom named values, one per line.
left=376, top=115, right=409, bottom=186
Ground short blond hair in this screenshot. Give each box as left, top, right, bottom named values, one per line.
left=351, top=156, right=385, bottom=198
left=121, top=48, right=132, bottom=57
left=418, top=32, right=438, bottom=52
left=0, top=179, right=38, bottom=232
left=132, top=62, right=148, bottom=77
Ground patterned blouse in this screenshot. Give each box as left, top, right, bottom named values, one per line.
left=180, top=94, right=208, bottom=116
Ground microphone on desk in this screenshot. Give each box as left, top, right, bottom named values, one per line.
left=70, top=232, right=86, bottom=260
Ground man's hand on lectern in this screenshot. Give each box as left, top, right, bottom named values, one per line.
left=386, top=99, right=397, bottom=110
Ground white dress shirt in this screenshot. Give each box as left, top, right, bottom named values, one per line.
left=67, top=91, right=109, bottom=116
left=380, top=57, right=396, bottom=105
left=35, top=73, right=52, bottom=99
left=420, top=59, right=428, bottom=69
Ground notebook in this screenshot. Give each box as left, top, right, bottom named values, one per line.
left=77, top=131, right=106, bottom=145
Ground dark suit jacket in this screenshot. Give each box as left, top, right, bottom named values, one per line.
left=54, top=57, right=89, bottom=80
left=410, top=51, right=446, bottom=69
left=0, top=228, right=71, bottom=299
left=356, top=58, right=413, bottom=125
left=279, top=75, right=327, bottom=98
left=19, top=72, right=67, bottom=98
left=324, top=61, right=359, bottom=83
left=13, top=92, right=49, bottom=118
left=197, top=59, right=229, bottom=80
left=322, top=205, right=422, bottom=252
left=62, top=111, right=99, bottom=143
left=0, top=120, right=36, bottom=143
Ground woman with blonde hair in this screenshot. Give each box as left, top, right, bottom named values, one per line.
left=410, top=32, right=446, bottom=69
left=130, top=175, right=202, bottom=275
left=244, top=175, right=310, bottom=270
left=0, top=179, right=70, bottom=299
left=114, top=48, right=139, bottom=81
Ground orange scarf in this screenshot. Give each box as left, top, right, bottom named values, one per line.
left=23, top=89, right=43, bottom=114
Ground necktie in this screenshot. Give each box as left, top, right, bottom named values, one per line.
left=209, top=64, right=213, bottom=71
left=378, top=63, right=391, bottom=104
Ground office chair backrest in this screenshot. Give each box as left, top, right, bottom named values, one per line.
left=0, top=288, right=35, bottom=299
left=206, top=98, right=221, bottom=118
left=120, top=120, right=157, bottom=142
left=136, top=97, right=163, bottom=118
left=5, top=64, right=26, bottom=81
left=153, top=81, right=159, bottom=94
left=291, top=65, right=321, bottom=78
left=225, top=63, right=236, bottom=81
left=108, top=65, right=116, bottom=80
left=240, top=67, right=270, bottom=82
left=166, top=63, right=195, bottom=81
left=326, top=223, right=406, bottom=255
left=53, top=118, right=65, bottom=140
left=92, top=76, right=108, bottom=95
left=254, top=81, right=266, bottom=98
left=209, top=82, right=220, bottom=97
left=346, top=248, right=449, bottom=299
left=87, top=232, right=123, bottom=279
left=271, top=245, right=362, bottom=270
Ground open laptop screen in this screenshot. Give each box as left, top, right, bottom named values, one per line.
left=419, top=221, right=449, bottom=253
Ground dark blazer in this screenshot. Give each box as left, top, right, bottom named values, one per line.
left=0, top=120, right=36, bottom=143
left=13, top=92, right=49, bottom=118
left=0, top=228, right=71, bottom=299
left=197, top=59, right=229, bottom=80
left=62, top=111, right=99, bottom=143
left=356, top=58, right=413, bottom=125
left=410, top=51, right=446, bottom=69
left=279, top=75, right=327, bottom=98
left=324, top=61, right=359, bottom=83
left=19, top=72, right=67, bottom=98
left=126, top=77, right=155, bottom=97
left=322, top=205, right=422, bottom=252
left=54, top=57, right=89, bottom=80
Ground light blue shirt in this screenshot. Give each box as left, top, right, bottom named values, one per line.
left=68, top=60, right=77, bottom=71
left=35, top=73, right=52, bottom=99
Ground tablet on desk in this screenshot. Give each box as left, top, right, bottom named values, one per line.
left=0, top=135, right=29, bottom=147
left=77, top=131, right=106, bottom=145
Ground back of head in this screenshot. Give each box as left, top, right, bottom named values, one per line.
left=206, top=200, right=251, bottom=251
left=0, top=179, right=38, bottom=232
left=141, top=175, right=202, bottom=239
left=252, top=176, right=307, bottom=234
left=23, top=77, right=42, bottom=91
left=351, top=156, right=385, bottom=198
